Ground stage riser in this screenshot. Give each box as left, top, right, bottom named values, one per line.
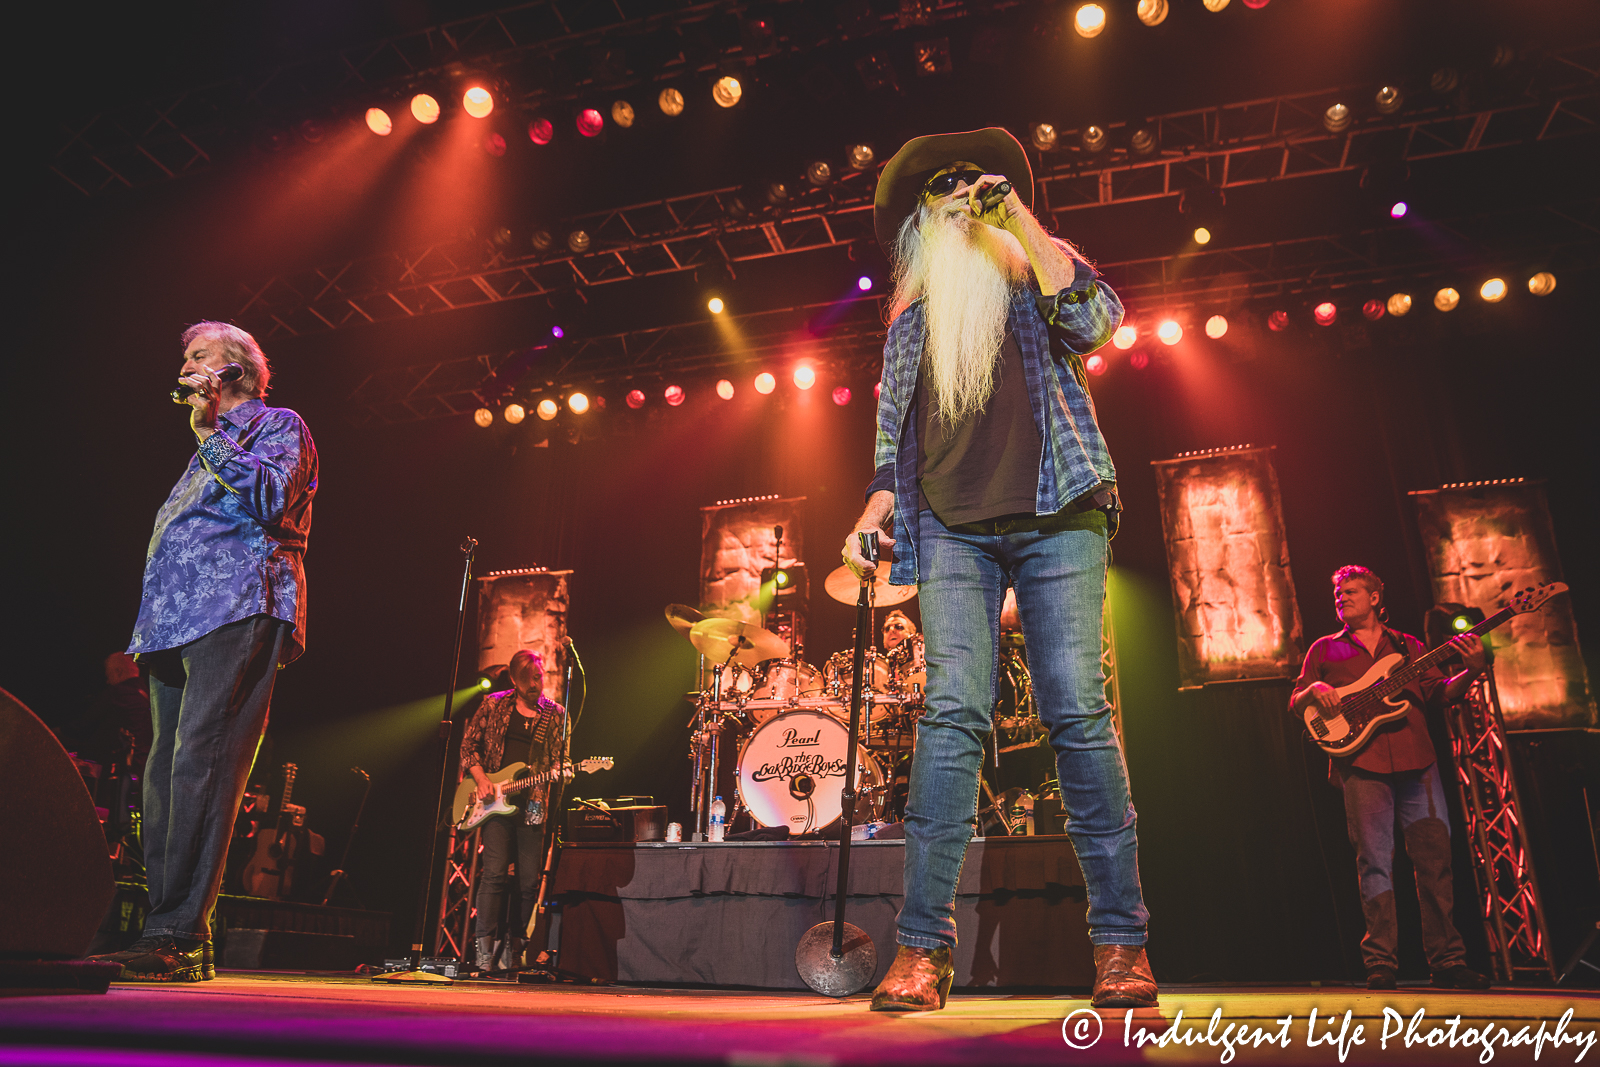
left=551, top=838, right=1093, bottom=990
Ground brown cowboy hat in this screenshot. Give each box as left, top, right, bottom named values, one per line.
left=873, top=127, right=1034, bottom=256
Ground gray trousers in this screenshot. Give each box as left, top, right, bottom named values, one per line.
left=142, top=615, right=289, bottom=941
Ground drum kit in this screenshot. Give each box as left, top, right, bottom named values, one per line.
left=668, top=566, right=946, bottom=840
left=665, top=572, right=1056, bottom=844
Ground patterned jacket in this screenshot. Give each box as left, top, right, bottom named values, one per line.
left=459, top=689, right=565, bottom=778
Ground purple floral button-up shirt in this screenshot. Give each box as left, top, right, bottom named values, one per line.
left=128, top=398, right=318, bottom=665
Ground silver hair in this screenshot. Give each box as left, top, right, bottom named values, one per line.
left=181, top=321, right=271, bottom=399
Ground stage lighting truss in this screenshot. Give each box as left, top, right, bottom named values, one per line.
left=231, top=73, right=1599, bottom=342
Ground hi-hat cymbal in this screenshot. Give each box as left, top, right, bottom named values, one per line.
left=688, top=617, right=789, bottom=667
left=664, top=603, right=704, bottom=638
left=824, top=563, right=917, bottom=607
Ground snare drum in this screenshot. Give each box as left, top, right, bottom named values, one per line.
left=887, top=633, right=927, bottom=696
left=728, top=659, right=822, bottom=724
left=736, top=709, right=885, bottom=833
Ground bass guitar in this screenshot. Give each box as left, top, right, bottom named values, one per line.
left=1303, top=582, right=1567, bottom=756
left=452, top=757, right=613, bottom=832
left=240, top=762, right=302, bottom=899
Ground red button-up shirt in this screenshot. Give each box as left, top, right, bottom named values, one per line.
left=1292, top=626, right=1446, bottom=778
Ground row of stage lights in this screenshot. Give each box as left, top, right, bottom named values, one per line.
left=1072, top=0, right=1265, bottom=39
left=362, top=81, right=875, bottom=174
left=472, top=363, right=865, bottom=428
left=473, top=269, right=1558, bottom=422
left=1085, top=271, right=1560, bottom=375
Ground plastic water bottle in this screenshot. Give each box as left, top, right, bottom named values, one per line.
left=709, top=796, right=726, bottom=842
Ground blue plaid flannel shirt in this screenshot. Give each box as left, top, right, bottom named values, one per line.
left=865, top=270, right=1123, bottom=586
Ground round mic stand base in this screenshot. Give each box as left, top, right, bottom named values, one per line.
left=795, top=921, right=877, bottom=998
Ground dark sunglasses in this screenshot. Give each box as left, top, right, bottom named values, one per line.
left=923, top=169, right=991, bottom=197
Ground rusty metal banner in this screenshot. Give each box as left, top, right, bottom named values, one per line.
left=1151, top=446, right=1305, bottom=688
left=1410, top=480, right=1595, bottom=731
left=699, top=495, right=805, bottom=628
left=476, top=567, right=572, bottom=698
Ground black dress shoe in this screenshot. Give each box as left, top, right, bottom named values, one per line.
left=119, top=937, right=213, bottom=982
left=1366, top=966, right=1398, bottom=990
left=1431, top=964, right=1490, bottom=990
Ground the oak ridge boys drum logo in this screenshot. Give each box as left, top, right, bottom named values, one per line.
left=750, top=751, right=848, bottom=784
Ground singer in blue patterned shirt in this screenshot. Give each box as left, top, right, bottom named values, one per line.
left=92, top=321, right=317, bottom=982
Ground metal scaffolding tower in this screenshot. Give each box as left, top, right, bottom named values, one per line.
left=1445, top=673, right=1558, bottom=983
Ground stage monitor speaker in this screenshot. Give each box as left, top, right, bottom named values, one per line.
left=0, top=688, right=117, bottom=958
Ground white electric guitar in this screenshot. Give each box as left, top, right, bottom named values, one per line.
left=452, top=758, right=613, bottom=831
left=1303, top=582, right=1566, bottom=756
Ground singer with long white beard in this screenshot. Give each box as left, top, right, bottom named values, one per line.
left=89, top=321, right=318, bottom=983
left=842, top=128, right=1153, bottom=1012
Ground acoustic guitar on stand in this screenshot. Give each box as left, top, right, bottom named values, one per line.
left=451, top=758, right=613, bottom=832
left=1302, top=582, right=1567, bottom=757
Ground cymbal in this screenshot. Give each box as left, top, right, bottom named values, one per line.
left=664, top=603, right=704, bottom=638
left=688, top=617, right=789, bottom=668
left=823, top=563, right=917, bottom=607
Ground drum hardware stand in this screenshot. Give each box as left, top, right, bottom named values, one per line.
left=322, top=766, right=372, bottom=908
left=691, top=640, right=744, bottom=840
left=375, top=536, right=477, bottom=986
left=796, top=533, right=880, bottom=996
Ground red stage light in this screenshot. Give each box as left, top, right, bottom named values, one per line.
left=1241, top=0, right=1269, bottom=7
left=1362, top=299, right=1385, bottom=321
left=576, top=109, right=604, bottom=137
left=716, top=379, right=735, bottom=400
left=626, top=389, right=646, bottom=409
left=483, top=133, right=506, bottom=157
left=1313, top=302, right=1337, bottom=326
left=1130, top=351, right=1150, bottom=370
left=754, top=372, right=776, bottom=395
left=1085, top=354, right=1107, bottom=375
left=528, top=118, right=554, bottom=145
left=664, top=385, right=685, bottom=406
left=463, top=87, right=494, bottom=118
left=832, top=386, right=852, bottom=405
left=874, top=382, right=881, bottom=399
left=365, top=108, right=393, bottom=136
left=1267, top=310, right=1289, bottom=331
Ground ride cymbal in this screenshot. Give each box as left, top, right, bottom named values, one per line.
left=823, top=564, right=917, bottom=607
left=688, top=617, right=789, bottom=667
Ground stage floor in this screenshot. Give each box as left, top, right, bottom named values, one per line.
left=1, top=972, right=1596, bottom=1066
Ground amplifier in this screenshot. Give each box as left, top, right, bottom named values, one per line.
left=565, top=802, right=667, bottom=842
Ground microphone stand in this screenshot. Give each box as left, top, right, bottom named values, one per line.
left=374, top=536, right=477, bottom=985
left=322, top=767, right=372, bottom=908
left=796, top=535, right=880, bottom=995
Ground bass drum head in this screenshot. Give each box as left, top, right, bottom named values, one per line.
left=737, top=710, right=884, bottom=834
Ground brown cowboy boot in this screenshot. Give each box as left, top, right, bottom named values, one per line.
left=1091, top=944, right=1157, bottom=1008
left=870, top=945, right=955, bottom=1012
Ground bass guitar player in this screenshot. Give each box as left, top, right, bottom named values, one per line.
left=1289, top=564, right=1490, bottom=993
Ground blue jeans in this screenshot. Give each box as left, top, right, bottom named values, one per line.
left=142, top=615, right=288, bottom=942
left=898, top=509, right=1149, bottom=949
left=1341, top=762, right=1466, bottom=972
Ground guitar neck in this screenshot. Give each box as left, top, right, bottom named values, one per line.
left=1372, top=607, right=1510, bottom=698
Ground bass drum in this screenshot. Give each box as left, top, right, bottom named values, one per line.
left=737, top=710, right=884, bottom=834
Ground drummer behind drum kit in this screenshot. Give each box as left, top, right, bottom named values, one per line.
left=668, top=564, right=1051, bottom=841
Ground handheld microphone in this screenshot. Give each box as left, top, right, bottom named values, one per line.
left=170, top=362, right=244, bottom=404
left=977, top=181, right=1012, bottom=211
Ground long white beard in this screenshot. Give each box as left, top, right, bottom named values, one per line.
left=892, top=208, right=1030, bottom=425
